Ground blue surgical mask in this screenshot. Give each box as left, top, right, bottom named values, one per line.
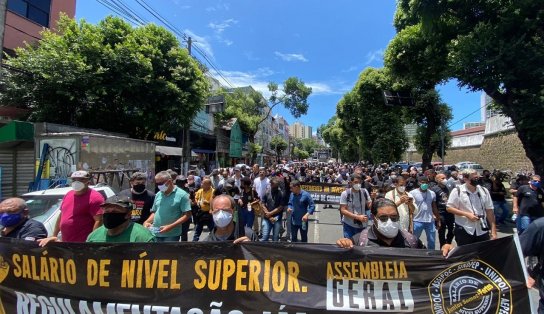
left=531, top=181, right=542, bottom=189
left=0, top=211, right=23, bottom=227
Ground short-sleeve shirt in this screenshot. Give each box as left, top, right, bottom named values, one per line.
left=340, top=188, right=367, bottom=228
left=253, top=177, right=270, bottom=200
left=447, top=184, right=493, bottom=236
left=516, top=185, right=544, bottom=218
left=151, top=187, right=191, bottom=238
left=60, top=189, right=104, bottom=242
left=86, top=222, right=155, bottom=243
left=118, top=189, right=155, bottom=224
left=411, top=189, right=436, bottom=223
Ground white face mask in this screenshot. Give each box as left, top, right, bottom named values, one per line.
left=397, top=186, right=406, bottom=193
left=213, top=210, right=233, bottom=228
left=71, top=181, right=85, bottom=192
left=352, top=183, right=361, bottom=191
left=441, top=179, right=448, bottom=185
left=158, top=183, right=169, bottom=192
left=376, top=218, right=400, bottom=238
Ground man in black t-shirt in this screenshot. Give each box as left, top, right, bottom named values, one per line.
left=515, top=175, right=544, bottom=234
left=0, top=198, right=47, bottom=241
left=490, top=173, right=509, bottom=225
left=118, top=172, right=155, bottom=225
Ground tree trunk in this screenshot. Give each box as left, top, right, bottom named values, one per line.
left=492, top=91, right=544, bottom=176
left=421, top=103, right=437, bottom=171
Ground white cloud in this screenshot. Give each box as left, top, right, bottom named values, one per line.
left=274, top=51, right=308, bottom=62
left=342, top=65, right=360, bottom=73
left=244, top=51, right=260, bottom=61
left=212, top=67, right=348, bottom=98
left=208, top=19, right=238, bottom=34
left=206, top=3, right=230, bottom=12
left=184, top=29, right=214, bottom=58
left=365, top=49, right=384, bottom=65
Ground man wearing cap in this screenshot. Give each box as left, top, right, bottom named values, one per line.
left=0, top=198, right=47, bottom=241
left=38, top=170, right=104, bottom=246
left=144, top=171, right=192, bottom=242
left=87, top=196, right=155, bottom=243
left=118, top=172, right=155, bottom=225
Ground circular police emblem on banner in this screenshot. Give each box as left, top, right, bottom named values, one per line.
left=428, top=260, right=512, bottom=314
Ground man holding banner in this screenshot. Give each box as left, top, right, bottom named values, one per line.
left=337, top=198, right=424, bottom=248
left=87, top=196, right=155, bottom=243
left=339, top=174, right=371, bottom=238
left=205, top=194, right=257, bottom=243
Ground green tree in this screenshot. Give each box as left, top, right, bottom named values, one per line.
left=293, top=147, right=309, bottom=160
left=402, top=89, right=453, bottom=170
left=296, top=138, right=322, bottom=155
left=386, top=1, right=544, bottom=174
left=0, top=15, right=209, bottom=138
left=215, top=87, right=265, bottom=142
left=337, top=68, right=408, bottom=164
left=270, top=135, right=288, bottom=162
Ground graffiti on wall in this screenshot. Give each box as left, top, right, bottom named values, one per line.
left=39, top=139, right=77, bottom=179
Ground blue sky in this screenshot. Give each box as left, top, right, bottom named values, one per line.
left=76, top=0, right=483, bottom=132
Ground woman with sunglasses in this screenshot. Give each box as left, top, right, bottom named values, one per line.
left=336, top=198, right=425, bottom=249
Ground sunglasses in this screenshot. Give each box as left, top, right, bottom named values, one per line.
left=376, top=215, right=400, bottom=223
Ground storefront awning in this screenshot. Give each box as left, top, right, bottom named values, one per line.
left=192, top=149, right=215, bottom=154
left=156, top=145, right=183, bottom=156
left=0, top=120, right=34, bottom=148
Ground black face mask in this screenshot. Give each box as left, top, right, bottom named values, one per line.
left=103, top=213, right=128, bottom=229
left=132, top=184, right=146, bottom=193
left=470, top=178, right=480, bottom=186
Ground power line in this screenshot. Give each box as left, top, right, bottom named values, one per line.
left=448, top=103, right=487, bottom=128
left=96, top=0, right=142, bottom=25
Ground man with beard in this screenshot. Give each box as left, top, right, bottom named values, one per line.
left=385, top=177, right=416, bottom=233
left=118, top=172, right=154, bottom=225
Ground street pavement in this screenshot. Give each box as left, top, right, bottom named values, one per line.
left=189, top=203, right=539, bottom=312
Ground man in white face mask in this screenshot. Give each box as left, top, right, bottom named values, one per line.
left=38, top=170, right=104, bottom=246
left=205, top=195, right=257, bottom=243
left=336, top=198, right=424, bottom=248
left=339, top=174, right=371, bottom=238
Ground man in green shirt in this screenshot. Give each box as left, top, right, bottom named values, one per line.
left=87, top=195, right=155, bottom=243
left=144, top=171, right=192, bottom=242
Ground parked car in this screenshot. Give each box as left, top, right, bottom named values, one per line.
left=458, top=163, right=485, bottom=175
left=21, top=185, right=116, bottom=237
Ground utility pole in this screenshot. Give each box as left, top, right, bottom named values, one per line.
left=181, top=36, right=193, bottom=174
left=0, top=0, right=8, bottom=77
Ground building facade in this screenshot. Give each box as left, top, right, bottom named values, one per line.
left=289, top=122, right=312, bottom=139
left=3, top=0, right=75, bottom=54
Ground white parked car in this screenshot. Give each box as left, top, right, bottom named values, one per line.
left=21, top=185, right=116, bottom=237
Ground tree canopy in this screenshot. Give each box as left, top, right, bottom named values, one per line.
left=386, top=0, right=544, bottom=174
left=0, top=15, right=209, bottom=139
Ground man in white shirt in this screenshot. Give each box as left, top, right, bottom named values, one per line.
left=446, top=169, right=497, bottom=245
left=253, top=169, right=270, bottom=201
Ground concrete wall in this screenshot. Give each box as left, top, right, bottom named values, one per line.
left=406, top=131, right=533, bottom=172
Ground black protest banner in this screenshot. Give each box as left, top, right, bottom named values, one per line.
left=0, top=236, right=530, bottom=313
left=299, top=182, right=346, bottom=204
